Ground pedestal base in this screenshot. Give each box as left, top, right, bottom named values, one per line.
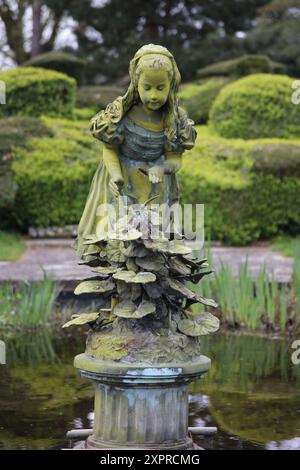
left=74, top=354, right=211, bottom=450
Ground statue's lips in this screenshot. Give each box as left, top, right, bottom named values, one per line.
left=148, top=102, right=161, bottom=108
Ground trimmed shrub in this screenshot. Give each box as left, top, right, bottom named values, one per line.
left=73, top=107, right=97, bottom=121
left=6, top=117, right=300, bottom=245
left=76, top=85, right=124, bottom=109
left=197, top=54, right=285, bottom=79
left=0, top=116, right=52, bottom=157
left=179, top=78, right=231, bottom=124
left=0, top=67, right=76, bottom=119
left=0, top=117, right=52, bottom=227
left=209, top=74, right=300, bottom=139
left=23, top=51, right=86, bottom=84
left=251, top=143, right=300, bottom=177
left=11, top=117, right=100, bottom=228
left=178, top=126, right=300, bottom=245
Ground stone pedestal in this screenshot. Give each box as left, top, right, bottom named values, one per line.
left=74, top=354, right=211, bottom=450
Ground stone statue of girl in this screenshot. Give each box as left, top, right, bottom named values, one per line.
left=74, top=44, right=197, bottom=258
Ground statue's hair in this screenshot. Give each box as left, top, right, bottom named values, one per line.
left=90, top=44, right=195, bottom=148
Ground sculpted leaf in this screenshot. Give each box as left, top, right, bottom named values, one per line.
left=113, top=270, right=156, bottom=283
left=83, top=235, right=107, bottom=245
left=126, top=258, right=139, bottom=272
left=131, top=244, right=149, bottom=258
left=143, top=281, right=163, bottom=299
left=168, top=240, right=192, bottom=255
left=108, top=228, right=143, bottom=241
left=105, top=241, right=127, bottom=262
left=135, top=255, right=164, bottom=271
left=194, top=293, right=218, bottom=308
left=144, top=238, right=191, bottom=255
left=178, top=313, right=219, bottom=336
left=74, top=279, right=115, bottom=295
left=168, top=257, right=191, bottom=275
left=168, top=278, right=196, bottom=298
left=114, top=300, right=156, bottom=319
left=91, top=266, right=119, bottom=275
left=62, top=312, right=100, bottom=328
left=144, top=238, right=169, bottom=252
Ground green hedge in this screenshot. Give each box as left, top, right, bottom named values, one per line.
left=23, top=51, right=86, bottom=84
left=0, top=117, right=52, bottom=226
left=197, top=54, right=285, bottom=79
left=210, top=74, right=300, bottom=139
left=5, top=117, right=300, bottom=245
left=179, top=78, right=231, bottom=124
left=0, top=67, right=76, bottom=119
left=11, top=117, right=100, bottom=228
left=178, top=127, right=300, bottom=245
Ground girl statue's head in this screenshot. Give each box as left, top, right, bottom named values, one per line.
left=124, top=44, right=181, bottom=140
left=91, top=44, right=196, bottom=149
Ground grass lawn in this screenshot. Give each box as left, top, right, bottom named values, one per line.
left=271, top=235, right=300, bottom=257
left=0, top=230, right=27, bottom=261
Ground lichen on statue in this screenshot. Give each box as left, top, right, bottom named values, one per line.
left=67, top=44, right=219, bottom=364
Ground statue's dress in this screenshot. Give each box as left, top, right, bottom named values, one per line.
left=74, top=112, right=195, bottom=258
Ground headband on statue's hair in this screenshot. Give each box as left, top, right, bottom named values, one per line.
left=129, top=44, right=181, bottom=92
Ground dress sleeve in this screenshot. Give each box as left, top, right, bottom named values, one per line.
left=165, top=107, right=197, bottom=155
left=90, top=98, right=125, bottom=148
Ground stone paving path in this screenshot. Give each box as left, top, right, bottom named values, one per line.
left=0, top=238, right=294, bottom=289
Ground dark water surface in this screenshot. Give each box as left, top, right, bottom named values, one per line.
left=0, top=332, right=300, bottom=450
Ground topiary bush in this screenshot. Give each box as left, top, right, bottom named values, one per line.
left=179, top=78, right=231, bottom=124
left=5, top=118, right=300, bottom=245
left=197, top=54, right=285, bottom=79
left=178, top=126, right=300, bottom=245
left=11, top=117, right=100, bottom=229
left=23, top=51, right=86, bottom=84
left=209, top=74, right=300, bottom=139
left=0, top=67, right=76, bottom=119
left=0, top=117, right=53, bottom=228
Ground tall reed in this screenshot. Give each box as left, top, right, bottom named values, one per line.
left=0, top=277, right=61, bottom=328
left=191, top=243, right=300, bottom=334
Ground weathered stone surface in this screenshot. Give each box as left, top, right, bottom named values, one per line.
left=85, top=318, right=202, bottom=364
left=74, top=353, right=210, bottom=450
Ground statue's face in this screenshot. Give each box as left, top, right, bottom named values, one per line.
left=137, top=69, right=170, bottom=111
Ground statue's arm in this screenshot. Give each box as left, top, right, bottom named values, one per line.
left=102, top=143, right=124, bottom=196
left=164, top=150, right=183, bottom=174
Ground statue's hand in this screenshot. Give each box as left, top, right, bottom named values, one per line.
left=148, top=166, right=164, bottom=184
left=109, top=175, right=124, bottom=197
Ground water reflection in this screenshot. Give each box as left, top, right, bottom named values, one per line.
left=190, top=333, right=300, bottom=450
left=0, top=331, right=299, bottom=449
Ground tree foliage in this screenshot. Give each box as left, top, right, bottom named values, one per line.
left=246, top=0, right=300, bottom=76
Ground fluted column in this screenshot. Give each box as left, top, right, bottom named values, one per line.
left=74, top=355, right=211, bottom=450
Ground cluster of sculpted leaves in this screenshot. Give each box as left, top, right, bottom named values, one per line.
left=63, top=196, right=219, bottom=339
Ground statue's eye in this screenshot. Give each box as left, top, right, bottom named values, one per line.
left=157, top=86, right=165, bottom=91
left=144, top=85, right=151, bottom=90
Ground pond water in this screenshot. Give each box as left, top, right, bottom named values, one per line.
left=0, top=332, right=300, bottom=450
